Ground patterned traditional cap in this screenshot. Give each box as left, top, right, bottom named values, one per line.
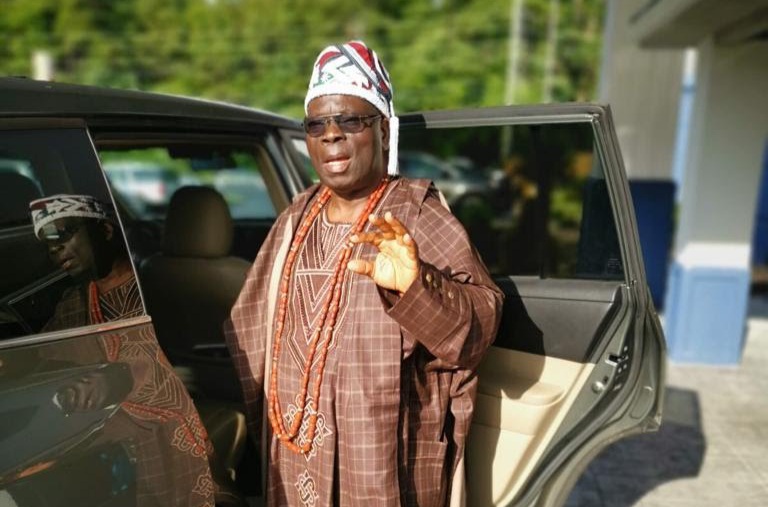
left=29, top=194, right=112, bottom=239
left=305, top=40, right=399, bottom=176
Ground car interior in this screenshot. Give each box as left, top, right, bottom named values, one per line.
left=93, top=135, right=295, bottom=500
left=138, top=185, right=249, bottom=391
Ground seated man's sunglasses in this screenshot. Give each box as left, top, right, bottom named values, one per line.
left=38, top=222, right=85, bottom=244
left=303, top=114, right=382, bottom=137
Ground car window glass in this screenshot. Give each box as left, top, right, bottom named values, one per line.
left=399, top=151, right=448, bottom=180
left=100, top=145, right=276, bottom=220
left=399, top=122, right=624, bottom=280
left=290, top=137, right=318, bottom=182
left=0, top=128, right=144, bottom=340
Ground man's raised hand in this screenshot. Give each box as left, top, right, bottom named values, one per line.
left=347, top=212, right=420, bottom=294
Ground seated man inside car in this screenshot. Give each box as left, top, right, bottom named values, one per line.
left=30, top=193, right=141, bottom=330
left=26, top=193, right=219, bottom=506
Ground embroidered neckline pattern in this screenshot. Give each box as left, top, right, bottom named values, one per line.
left=267, top=179, right=390, bottom=454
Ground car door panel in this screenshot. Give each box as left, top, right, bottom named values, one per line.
left=398, top=104, right=664, bottom=506
left=0, top=321, right=216, bottom=506
left=0, top=120, right=219, bottom=506
left=468, top=278, right=622, bottom=505
left=493, top=278, right=620, bottom=360
left=470, top=349, right=594, bottom=505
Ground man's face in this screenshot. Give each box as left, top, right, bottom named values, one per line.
left=39, top=218, right=109, bottom=279
left=305, top=95, right=389, bottom=200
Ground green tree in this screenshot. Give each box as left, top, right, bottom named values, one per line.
left=0, top=0, right=606, bottom=117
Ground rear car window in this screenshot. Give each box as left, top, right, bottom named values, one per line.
left=99, top=145, right=276, bottom=221
left=0, top=127, right=144, bottom=340
left=399, top=121, right=624, bottom=280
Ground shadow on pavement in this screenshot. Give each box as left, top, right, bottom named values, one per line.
left=566, top=386, right=705, bottom=507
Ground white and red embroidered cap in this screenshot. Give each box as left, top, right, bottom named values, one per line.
left=305, top=40, right=399, bottom=176
left=30, top=194, right=112, bottom=239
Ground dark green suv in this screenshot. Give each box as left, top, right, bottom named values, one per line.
left=0, top=77, right=665, bottom=507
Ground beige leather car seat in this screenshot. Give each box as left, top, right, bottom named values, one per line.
left=140, top=185, right=250, bottom=400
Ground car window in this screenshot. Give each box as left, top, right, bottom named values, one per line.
left=399, top=121, right=624, bottom=280
left=0, top=128, right=145, bottom=340
left=290, top=137, right=318, bottom=182
left=398, top=151, right=449, bottom=180
left=100, top=145, right=276, bottom=220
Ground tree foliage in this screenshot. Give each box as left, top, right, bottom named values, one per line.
left=0, top=0, right=605, bottom=118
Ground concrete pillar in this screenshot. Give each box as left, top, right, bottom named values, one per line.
left=665, top=37, right=768, bottom=364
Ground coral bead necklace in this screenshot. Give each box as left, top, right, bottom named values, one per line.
left=268, top=178, right=390, bottom=455
left=89, top=281, right=105, bottom=324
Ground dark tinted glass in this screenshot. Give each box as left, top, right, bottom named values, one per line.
left=0, top=128, right=144, bottom=340
left=0, top=127, right=215, bottom=506
left=399, top=122, right=624, bottom=280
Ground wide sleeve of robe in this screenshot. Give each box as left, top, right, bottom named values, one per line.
left=380, top=179, right=503, bottom=507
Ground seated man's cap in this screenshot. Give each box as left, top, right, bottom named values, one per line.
left=29, top=194, right=112, bottom=239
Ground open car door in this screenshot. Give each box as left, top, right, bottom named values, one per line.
left=397, top=104, right=666, bottom=507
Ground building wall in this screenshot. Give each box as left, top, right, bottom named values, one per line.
left=602, top=0, right=768, bottom=363
left=599, top=0, right=684, bottom=180
left=674, top=38, right=768, bottom=249
left=599, top=0, right=684, bottom=309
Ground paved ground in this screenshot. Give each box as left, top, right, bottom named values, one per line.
left=566, top=295, right=768, bottom=507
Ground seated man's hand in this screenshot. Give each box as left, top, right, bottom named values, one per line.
left=54, top=363, right=132, bottom=414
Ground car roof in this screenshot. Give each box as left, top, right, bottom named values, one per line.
left=0, top=77, right=300, bottom=130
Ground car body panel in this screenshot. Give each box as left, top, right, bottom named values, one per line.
left=0, top=320, right=212, bottom=506
left=0, top=97, right=279, bottom=505
left=0, top=77, right=297, bottom=129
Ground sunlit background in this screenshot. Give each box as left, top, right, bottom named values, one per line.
left=0, top=0, right=605, bottom=117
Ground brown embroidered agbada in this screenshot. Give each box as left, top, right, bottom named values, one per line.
left=225, top=177, right=502, bottom=506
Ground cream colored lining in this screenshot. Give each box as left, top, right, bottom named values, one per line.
left=466, top=347, right=594, bottom=505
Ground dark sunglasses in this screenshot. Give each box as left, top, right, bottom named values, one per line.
left=303, top=114, right=381, bottom=138
left=38, top=223, right=84, bottom=244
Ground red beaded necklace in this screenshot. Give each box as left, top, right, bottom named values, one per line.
left=88, top=281, right=104, bottom=324
left=268, top=178, right=389, bottom=454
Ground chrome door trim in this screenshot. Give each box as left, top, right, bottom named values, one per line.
left=0, top=315, right=154, bottom=350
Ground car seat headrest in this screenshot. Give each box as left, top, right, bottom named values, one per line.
left=164, top=186, right=233, bottom=258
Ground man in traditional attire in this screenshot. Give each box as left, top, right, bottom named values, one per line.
left=225, top=41, right=503, bottom=507
left=29, top=193, right=142, bottom=330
